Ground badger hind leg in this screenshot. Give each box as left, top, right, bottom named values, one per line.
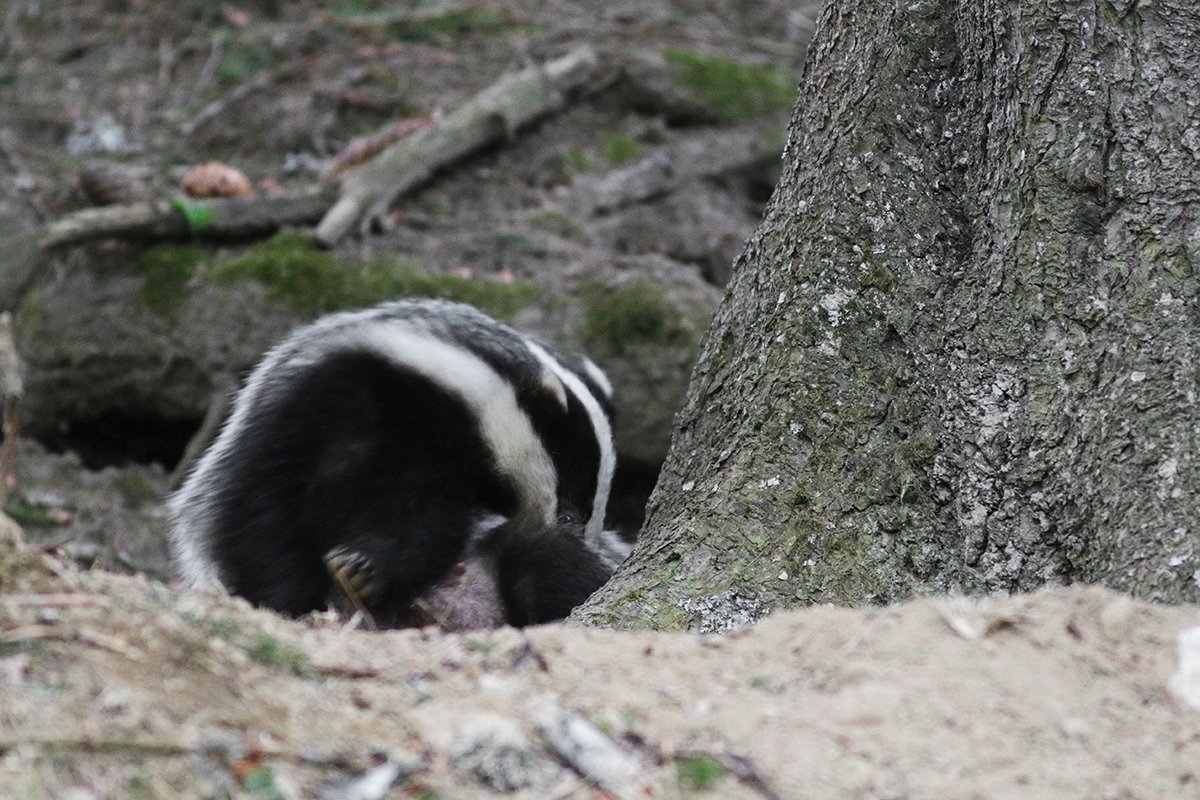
left=325, top=546, right=379, bottom=607
left=320, top=504, right=482, bottom=624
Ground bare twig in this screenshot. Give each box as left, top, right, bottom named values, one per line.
left=0, top=128, right=26, bottom=175
left=934, top=595, right=1022, bottom=640
left=0, top=311, right=23, bottom=503
left=0, top=625, right=141, bottom=660
left=29, top=528, right=77, bottom=552
left=170, top=374, right=235, bottom=489
left=156, top=37, right=174, bottom=86
left=0, top=129, right=48, bottom=221
left=0, top=733, right=416, bottom=776
left=331, top=1, right=488, bottom=28
left=811, top=612, right=888, bottom=690
left=181, top=68, right=287, bottom=137
left=535, top=706, right=653, bottom=799
left=0, top=734, right=194, bottom=757
left=187, top=31, right=225, bottom=106
left=310, top=661, right=381, bottom=679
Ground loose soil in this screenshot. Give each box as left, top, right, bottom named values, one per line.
left=4, top=531, right=1200, bottom=799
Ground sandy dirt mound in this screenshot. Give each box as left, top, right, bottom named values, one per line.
left=3, top=532, right=1200, bottom=799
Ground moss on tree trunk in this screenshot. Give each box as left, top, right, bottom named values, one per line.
left=575, top=0, right=1200, bottom=631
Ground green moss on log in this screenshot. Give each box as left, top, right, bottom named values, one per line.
left=662, top=47, right=796, bottom=121
left=578, top=277, right=694, bottom=355
left=137, top=243, right=209, bottom=316
left=209, top=232, right=542, bottom=318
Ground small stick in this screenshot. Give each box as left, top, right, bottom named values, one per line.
left=181, top=69, right=284, bottom=137
left=169, top=375, right=234, bottom=489
left=187, top=31, right=225, bottom=107
left=0, top=311, right=23, bottom=506
left=536, top=706, right=653, bottom=799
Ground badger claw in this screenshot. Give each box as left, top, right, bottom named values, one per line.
left=324, top=546, right=380, bottom=606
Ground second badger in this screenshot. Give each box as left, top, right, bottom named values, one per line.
left=168, top=298, right=629, bottom=628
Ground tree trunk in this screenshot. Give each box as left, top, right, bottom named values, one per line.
left=575, top=0, right=1200, bottom=631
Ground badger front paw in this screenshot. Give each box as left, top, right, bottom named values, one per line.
left=324, top=546, right=380, bottom=607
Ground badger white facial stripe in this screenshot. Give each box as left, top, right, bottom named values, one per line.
left=522, top=339, right=616, bottom=546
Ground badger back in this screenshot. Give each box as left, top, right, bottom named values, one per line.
left=167, top=299, right=617, bottom=590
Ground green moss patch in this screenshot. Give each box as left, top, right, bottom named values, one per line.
left=215, top=35, right=276, bottom=84
left=242, top=767, right=287, bottom=800
left=602, top=132, right=643, bottom=165
left=245, top=633, right=310, bottom=676
left=200, top=618, right=310, bottom=677
left=555, top=145, right=594, bottom=181
left=137, top=243, right=209, bottom=316
left=210, top=232, right=542, bottom=319
left=579, top=277, right=692, bottom=355
left=858, top=261, right=897, bottom=292
left=3, top=495, right=71, bottom=528
left=662, top=47, right=796, bottom=121
left=675, top=755, right=727, bottom=791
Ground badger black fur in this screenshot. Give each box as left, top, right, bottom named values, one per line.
left=167, top=299, right=628, bottom=627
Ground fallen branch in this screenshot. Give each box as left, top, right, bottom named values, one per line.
left=0, top=623, right=142, bottom=659
left=316, top=46, right=603, bottom=246
left=41, top=192, right=332, bottom=247
left=0, top=734, right=194, bottom=757
left=613, top=49, right=796, bottom=125
left=0, top=192, right=332, bottom=310
left=321, top=115, right=432, bottom=179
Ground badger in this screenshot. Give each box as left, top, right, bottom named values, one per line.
left=167, top=298, right=629, bottom=628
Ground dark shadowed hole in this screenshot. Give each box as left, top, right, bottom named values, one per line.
left=607, top=459, right=661, bottom=538
left=33, top=412, right=201, bottom=470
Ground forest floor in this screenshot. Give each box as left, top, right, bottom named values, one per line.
left=4, top=2, right=1200, bottom=799
left=5, top=526, right=1200, bottom=800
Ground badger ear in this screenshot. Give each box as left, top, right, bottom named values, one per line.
left=580, top=357, right=613, bottom=400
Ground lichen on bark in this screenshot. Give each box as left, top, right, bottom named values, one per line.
left=575, top=0, right=1200, bottom=631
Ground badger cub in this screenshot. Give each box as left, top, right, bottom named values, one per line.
left=168, top=299, right=628, bottom=628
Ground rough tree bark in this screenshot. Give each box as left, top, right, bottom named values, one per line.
left=575, top=0, right=1200, bottom=631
